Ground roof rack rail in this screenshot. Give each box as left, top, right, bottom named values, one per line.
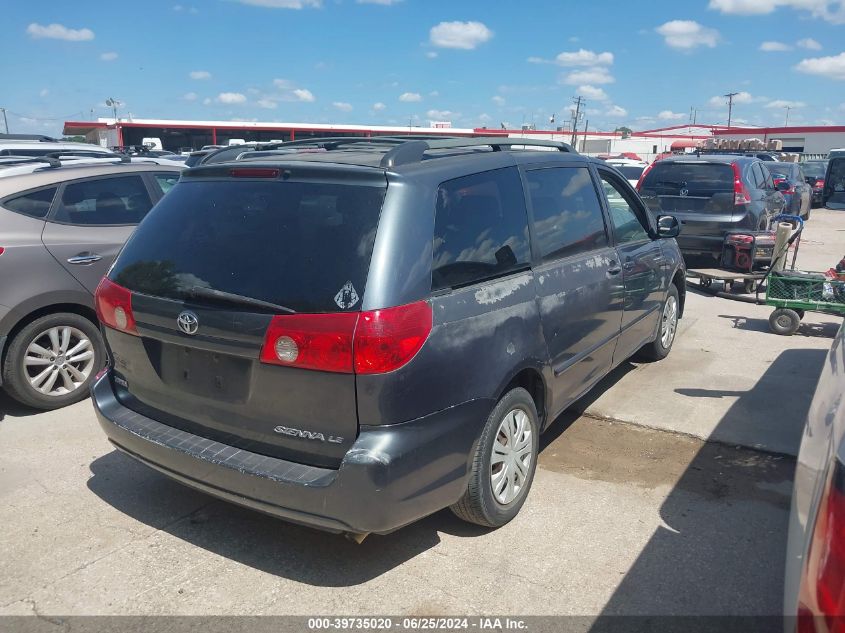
left=379, top=136, right=574, bottom=168
left=0, top=155, right=62, bottom=168
left=0, top=133, right=59, bottom=142
left=43, top=151, right=127, bottom=161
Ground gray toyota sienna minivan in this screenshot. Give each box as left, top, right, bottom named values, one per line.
left=91, top=137, right=686, bottom=537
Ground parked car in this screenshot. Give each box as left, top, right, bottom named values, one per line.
left=637, top=155, right=786, bottom=265
left=91, top=136, right=686, bottom=537
left=824, top=156, right=845, bottom=210
left=784, top=320, right=845, bottom=628
left=0, top=161, right=183, bottom=409
left=763, top=162, right=813, bottom=220
left=0, top=136, right=116, bottom=159
left=606, top=158, right=649, bottom=188
left=802, top=160, right=829, bottom=207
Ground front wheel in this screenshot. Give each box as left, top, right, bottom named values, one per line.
left=2, top=312, right=106, bottom=410
left=451, top=387, right=540, bottom=528
left=637, top=284, right=680, bottom=361
left=769, top=308, right=801, bottom=336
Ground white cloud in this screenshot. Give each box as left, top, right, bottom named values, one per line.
left=766, top=99, right=807, bottom=108
left=760, top=41, right=792, bottom=51
left=26, top=23, right=94, bottom=41
left=795, top=52, right=845, bottom=79
left=100, top=51, right=119, bottom=61
left=492, top=95, right=506, bottom=106
left=373, top=102, right=386, bottom=111
left=333, top=101, right=353, bottom=112
left=293, top=88, right=315, bottom=101
left=173, top=5, right=199, bottom=12
left=708, top=91, right=757, bottom=106
left=606, top=105, right=628, bottom=117
left=429, top=21, right=493, bottom=50
left=709, top=0, right=845, bottom=24
left=190, top=70, right=212, bottom=80
left=658, top=110, right=687, bottom=120
left=478, top=113, right=492, bottom=123
left=554, top=49, right=614, bottom=66
left=232, top=0, right=322, bottom=8
left=257, top=98, right=278, bottom=109
left=202, top=98, right=212, bottom=105
left=216, top=92, right=247, bottom=104
left=427, top=109, right=457, bottom=119
left=577, top=85, right=608, bottom=101
left=39, top=88, right=49, bottom=97
left=273, top=78, right=295, bottom=89
left=562, top=67, right=615, bottom=85
left=399, top=92, right=422, bottom=102
left=356, top=0, right=401, bottom=3
left=797, top=37, right=822, bottom=50
left=183, top=92, right=198, bottom=101
left=656, top=20, right=720, bottom=50
left=426, top=51, right=438, bottom=59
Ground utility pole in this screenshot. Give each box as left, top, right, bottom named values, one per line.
left=784, top=106, right=791, bottom=127
left=0, top=108, right=8, bottom=134
left=570, top=95, right=584, bottom=147
left=724, top=92, right=739, bottom=128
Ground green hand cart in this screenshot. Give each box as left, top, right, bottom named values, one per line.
left=765, top=272, right=845, bottom=335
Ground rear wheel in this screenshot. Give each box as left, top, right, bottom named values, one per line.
left=637, top=284, right=680, bottom=361
left=451, top=387, right=539, bottom=528
left=768, top=308, right=801, bottom=336
left=2, top=313, right=106, bottom=410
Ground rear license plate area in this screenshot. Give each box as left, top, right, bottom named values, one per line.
left=160, top=344, right=251, bottom=402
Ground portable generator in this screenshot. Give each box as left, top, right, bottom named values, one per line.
left=720, top=231, right=776, bottom=273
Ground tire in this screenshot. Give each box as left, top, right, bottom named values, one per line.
left=637, top=284, right=680, bottom=362
left=2, top=312, right=106, bottom=410
left=768, top=308, right=801, bottom=336
left=804, top=206, right=811, bottom=221
left=450, top=387, right=540, bottom=528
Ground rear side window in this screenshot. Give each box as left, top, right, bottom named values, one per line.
left=525, top=167, right=607, bottom=260
left=54, top=176, right=153, bottom=226
left=111, top=180, right=386, bottom=313
left=641, top=162, right=734, bottom=194
left=2, top=186, right=57, bottom=218
left=432, top=167, right=530, bottom=291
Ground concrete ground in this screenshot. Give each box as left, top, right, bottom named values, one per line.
left=586, top=207, right=845, bottom=456
left=0, top=394, right=792, bottom=616
left=1, top=208, right=841, bottom=618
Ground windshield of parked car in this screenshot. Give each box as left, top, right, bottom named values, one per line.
left=802, top=161, right=828, bottom=179
left=110, top=179, right=386, bottom=313
left=611, top=165, right=645, bottom=180
left=640, top=161, right=734, bottom=195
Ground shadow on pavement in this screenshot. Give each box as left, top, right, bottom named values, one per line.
left=0, top=391, right=41, bottom=421
left=85, top=360, right=641, bottom=587
left=590, top=347, right=829, bottom=620
left=718, top=314, right=841, bottom=338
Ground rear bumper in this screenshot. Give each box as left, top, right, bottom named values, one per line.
left=91, top=372, right=492, bottom=534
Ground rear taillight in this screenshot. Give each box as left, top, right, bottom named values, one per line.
left=798, top=460, right=845, bottom=631
left=259, top=301, right=433, bottom=375
left=260, top=312, right=358, bottom=373
left=0, top=247, right=5, bottom=256
left=815, top=180, right=825, bottom=191
left=354, top=301, right=433, bottom=375
left=732, top=163, right=752, bottom=205
left=95, top=278, right=138, bottom=336
left=635, top=163, right=654, bottom=192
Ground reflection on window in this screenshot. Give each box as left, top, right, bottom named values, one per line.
left=525, top=167, right=607, bottom=261
left=54, top=176, right=153, bottom=226
left=600, top=174, right=649, bottom=244
left=432, top=168, right=530, bottom=291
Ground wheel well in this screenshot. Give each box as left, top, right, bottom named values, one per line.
left=672, top=270, right=686, bottom=318
left=502, top=368, right=546, bottom=427
left=2, top=303, right=98, bottom=366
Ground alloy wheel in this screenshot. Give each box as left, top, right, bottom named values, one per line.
left=23, top=326, right=96, bottom=397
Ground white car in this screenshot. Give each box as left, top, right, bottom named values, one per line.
left=0, top=138, right=115, bottom=159
left=606, top=158, right=649, bottom=188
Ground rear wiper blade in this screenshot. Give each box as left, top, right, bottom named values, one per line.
left=186, top=286, right=296, bottom=314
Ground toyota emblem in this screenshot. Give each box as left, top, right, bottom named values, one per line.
left=177, top=311, right=199, bottom=335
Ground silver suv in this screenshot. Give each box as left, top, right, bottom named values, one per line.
left=0, top=159, right=183, bottom=409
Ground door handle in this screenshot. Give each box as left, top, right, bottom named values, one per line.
left=607, top=265, right=622, bottom=276
left=67, top=254, right=103, bottom=265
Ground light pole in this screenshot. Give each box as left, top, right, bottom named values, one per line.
left=105, top=98, right=122, bottom=121
left=0, top=108, right=8, bottom=134
left=784, top=106, right=791, bottom=127
left=724, top=92, right=739, bottom=128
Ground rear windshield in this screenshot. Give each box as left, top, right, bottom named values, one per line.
left=612, top=166, right=644, bottom=180
left=802, top=162, right=827, bottom=179
left=763, top=162, right=795, bottom=179
left=640, top=162, right=734, bottom=194
left=110, top=179, right=386, bottom=313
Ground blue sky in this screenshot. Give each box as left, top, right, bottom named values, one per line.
left=2, top=0, right=845, bottom=136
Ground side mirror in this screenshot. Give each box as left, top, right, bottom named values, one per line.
left=775, top=181, right=791, bottom=192
left=656, top=215, right=680, bottom=239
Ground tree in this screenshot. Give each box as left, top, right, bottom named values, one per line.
left=614, top=126, right=632, bottom=139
